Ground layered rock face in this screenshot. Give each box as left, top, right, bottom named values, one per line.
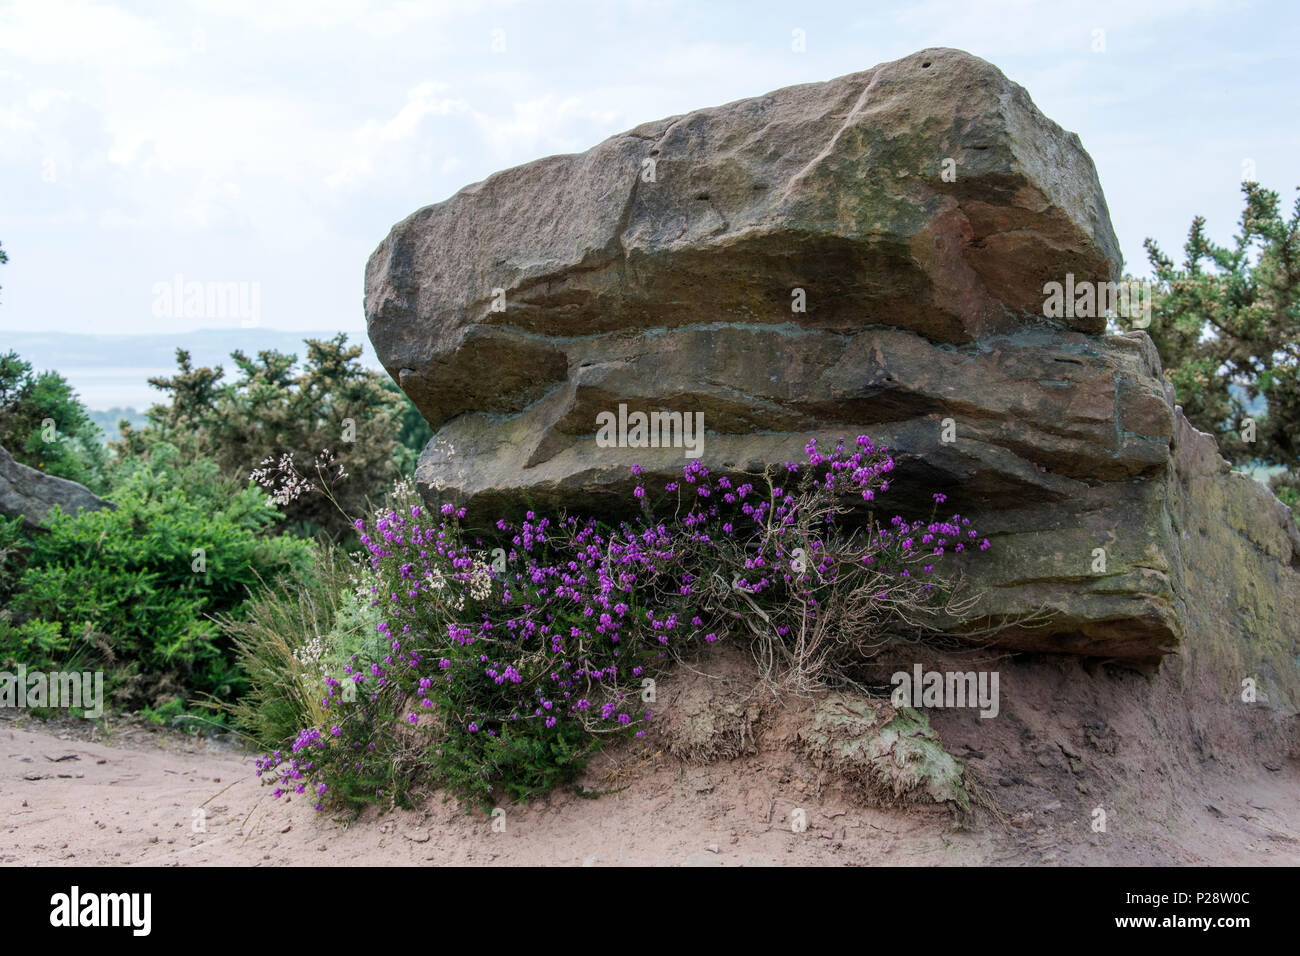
left=365, top=48, right=1300, bottom=704
left=0, top=443, right=112, bottom=530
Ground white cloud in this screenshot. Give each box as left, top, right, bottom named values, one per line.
left=0, top=0, right=184, bottom=69
left=326, top=82, right=469, bottom=188
left=187, top=0, right=513, bottom=37
left=472, top=94, right=620, bottom=163
left=0, top=0, right=1293, bottom=340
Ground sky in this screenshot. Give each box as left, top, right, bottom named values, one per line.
left=1, top=0, right=1297, bottom=338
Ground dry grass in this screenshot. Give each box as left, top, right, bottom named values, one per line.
left=214, top=541, right=360, bottom=747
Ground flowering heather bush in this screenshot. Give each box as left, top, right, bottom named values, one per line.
left=256, top=435, right=990, bottom=811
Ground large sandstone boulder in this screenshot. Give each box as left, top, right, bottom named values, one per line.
left=364, top=48, right=1300, bottom=702
left=0, top=443, right=112, bottom=530
left=367, top=47, right=1120, bottom=430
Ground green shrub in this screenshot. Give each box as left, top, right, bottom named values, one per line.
left=0, top=351, right=109, bottom=493
left=0, top=514, right=24, bottom=604
left=0, top=617, right=70, bottom=666
left=120, top=335, right=409, bottom=538
left=7, top=441, right=312, bottom=704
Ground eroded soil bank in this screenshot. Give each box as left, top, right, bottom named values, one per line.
left=5, top=654, right=1297, bottom=867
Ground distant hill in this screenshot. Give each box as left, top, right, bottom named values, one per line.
left=3, top=328, right=385, bottom=411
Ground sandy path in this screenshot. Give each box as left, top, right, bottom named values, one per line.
left=4, top=717, right=1298, bottom=866
left=1, top=718, right=990, bottom=866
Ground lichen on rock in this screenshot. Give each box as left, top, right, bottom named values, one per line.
left=799, top=693, right=969, bottom=816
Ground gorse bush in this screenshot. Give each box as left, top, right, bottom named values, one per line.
left=255, top=436, right=990, bottom=812
left=5, top=442, right=312, bottom=704
left=119, top=335, right=420, bottom=538
left=0, top=350, right=109, bottom=493
left=1143, top=182, right=1300, bottom=515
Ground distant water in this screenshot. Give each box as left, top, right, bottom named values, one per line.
left=5, top=328, right=385, bottom=411
left=54, top=367, right=181, bottom=410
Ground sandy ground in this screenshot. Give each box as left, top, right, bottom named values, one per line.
left=4, top=712, right=1298, bottom=866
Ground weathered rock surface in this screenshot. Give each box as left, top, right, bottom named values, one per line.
left=0, top=443, right=112, bottom=530
left=366, top=47, right=1121, bottom=428
left=365, top=47, right=1300, bottom=696
left=799, top=693, right=969, bottom=814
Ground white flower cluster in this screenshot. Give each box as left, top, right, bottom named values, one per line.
left=291, top=634, right=329, bottom=681
left=422, top=559, right=492, bottom=609
left=315, top=448, right=347, bottom=480
left=427, top=564, right=467, bottom=610
left=466, top=560, right=493, bottom=602
left=249, top=452, right=315, bottom=506
left=388, top=476, right=417, bottom=507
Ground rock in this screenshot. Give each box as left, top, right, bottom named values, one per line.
left=0, top=443, right=112, bottom=530
left=368, top=48, right=1120, bottom=428
left=797, top=693, right=968, bottom=814
left=364, top=48, right=1300, bottom=691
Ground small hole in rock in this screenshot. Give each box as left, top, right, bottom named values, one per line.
left=922, top=61, right=931, bottom=68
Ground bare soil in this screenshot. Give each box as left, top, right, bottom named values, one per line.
left=4, top=645, right=1298, bottom=866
